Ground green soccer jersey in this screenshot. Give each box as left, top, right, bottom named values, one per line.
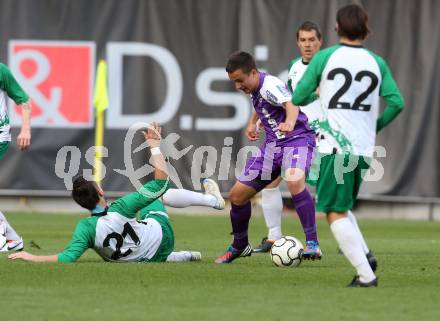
left=292, top=44, right=404, bottom=157
left=57, top=179, right=170, bottom=263
left=0, top=63, right=29, bottom=142
left=287, top=57, right=321, bottom=132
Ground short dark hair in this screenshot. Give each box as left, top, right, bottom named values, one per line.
left=336, top=4, right=370, bottom=40
left=225, top=51, right=257, bottom=74
left=72, top=176, right=100, bottom=210
left=296, top=21, right=322, bottom=40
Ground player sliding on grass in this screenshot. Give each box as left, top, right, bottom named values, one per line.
left=0, top=166, right=223, bottom=254
left=9, top=123, right=224, bottom=263
left=291, top=4, right=404, bottom=287
left=215, top=51, right=321, bottom=264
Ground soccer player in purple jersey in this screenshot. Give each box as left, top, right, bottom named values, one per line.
left=215, top=51, right=321, bottom=264
left=254, top=21, right=323, bottom=254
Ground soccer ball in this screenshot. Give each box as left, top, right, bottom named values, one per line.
left=270, top=236, right=304, bottom=267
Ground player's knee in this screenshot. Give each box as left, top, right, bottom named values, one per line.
left=284, top=168, right=306, bottom=195
left=229, top=189, right=247, bottom=205
left=287, top=177, right=306, bottom=195
left=286, top=179, right=305, bottom=195
left=326, top=211, right=348, bottom=225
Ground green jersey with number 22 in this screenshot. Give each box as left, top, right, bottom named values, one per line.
left=292, top=44, right=404, bottom=157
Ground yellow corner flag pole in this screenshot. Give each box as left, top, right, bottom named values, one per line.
left=93, top=60, right=109, bottom=186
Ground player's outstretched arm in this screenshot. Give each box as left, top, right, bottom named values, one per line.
left=109, top=123, right=171, bottom=217
left=8, top=251, right=57, bottom=262
left=17, top=100, right=31, bottom=151
left=9, top=220, right=92, bottom=264
left=143, top=122, right=168, bottom=180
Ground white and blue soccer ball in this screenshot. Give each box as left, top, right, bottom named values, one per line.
left=270, top=236, right=304, bottom=267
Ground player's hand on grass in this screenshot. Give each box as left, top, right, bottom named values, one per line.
left=278, top=122, right=294, bottom=134
left=17, top=128, right=31, bottom=151
left=246, top=123, right=259, bottom=141
left=143, top=122, right=161, bottom=148
left=8, top=251, right=35, bottom=262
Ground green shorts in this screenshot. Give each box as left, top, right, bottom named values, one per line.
left=305, top=150, right=321, bottom=186
left=0, top=142, right=9, bottom=160
left=315, top=153, right=371, bottom=213
left=140, top=200, right=175, bottom=262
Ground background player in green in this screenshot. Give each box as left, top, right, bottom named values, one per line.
left=292, top=4, right=404, bottom=287
left=254, top=21, right=323, bottom=253
left=0, top=63, right=31, bottom=158
left=0, top=62, right=32, bottom=252
left=8, top=123, right=206, bottom=263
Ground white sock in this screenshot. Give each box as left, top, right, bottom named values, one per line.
left=261, top=187, right=283, bottom=240
left=166, top=251, right=193, bottom=262
left=0, top=211, right=21, bottom=241
left=162, top=189, right=217, bottom=208
left=347, top=210, right=369, bottom=254
left=330, top=217, right=376, bottom=283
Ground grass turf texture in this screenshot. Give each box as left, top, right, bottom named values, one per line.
left=1, top=213, right=439, bottom=321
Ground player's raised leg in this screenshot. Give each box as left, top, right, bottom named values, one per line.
left=202, top=178, right=226, bottom=210
left=214, top=181, right=256, bottom=264
left=161, top=179, right=225, bottom=210
left=0, top=211, right=24, bottom=252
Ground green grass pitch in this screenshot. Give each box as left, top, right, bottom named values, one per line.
left=1, top=212, right=439, bottom=321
